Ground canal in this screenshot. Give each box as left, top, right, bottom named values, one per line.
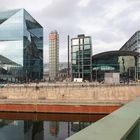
left=0, top=112, right=107, bottom=140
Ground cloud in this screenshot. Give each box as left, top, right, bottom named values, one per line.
left=0, top=0, right=140, bottom=63
left=0, top=0, right=52, bottom=11
left=78, top=0, right=91, bottom=7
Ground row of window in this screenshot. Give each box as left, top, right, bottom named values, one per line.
left=72, top=71, right=91, bottom=75
left=49, top=52, right=58, bottom=55
left=71, top=61, right=91, bottom=65
left=71, top=50, right=91, bottom=54
left=71, top=54, right=91, bottom=59
left=72, top=45, right=91, bottom=52
left=72, top=38, right=91, bottom=46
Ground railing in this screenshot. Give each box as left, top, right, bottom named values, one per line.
left=66, top=96, right=140, bottom=140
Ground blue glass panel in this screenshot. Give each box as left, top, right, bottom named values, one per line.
left=24, top=10, right=42, bottom=29
left=23, top=9, right=43, bottom=80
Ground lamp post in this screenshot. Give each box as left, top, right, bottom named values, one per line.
left=135, top=65, right=137, bottom=81
left=95, top=68, right=98, bottom=82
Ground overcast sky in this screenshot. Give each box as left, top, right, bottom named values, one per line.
left=0, top=0, right=140, bottom=63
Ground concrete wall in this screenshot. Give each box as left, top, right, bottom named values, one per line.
left=0, top=85, right=140, bottom=104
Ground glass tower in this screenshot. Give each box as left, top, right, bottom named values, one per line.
left=71, top=34, right=92, bottom=81
left=0, top=9, right=43, bottom=82
left=120, top=31, right=140, bottom=79
left=49, top=31, right=59, bottom=81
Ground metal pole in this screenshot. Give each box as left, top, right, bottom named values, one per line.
left=96, top=69, right=97, bottom=82
left=68, top=122, right=70, bottom=137
left=135, top=66, right=136, bottom=81
left=68, top=35, right=70, bottom=77
left=26, top=70, right=27, bottom=83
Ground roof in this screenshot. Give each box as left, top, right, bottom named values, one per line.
left=119, top=30, right=140, bottom=50
left=92, top=50, right=140, bottom=60
left=0, top=9, right=43, bottom=28
left=0, top=55, right=20, bottom=66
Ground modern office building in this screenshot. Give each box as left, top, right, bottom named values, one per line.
left=120, top=31, right=140, bottom=79
left=92, top=51, right=139, bottom=82
left=71, top=34, right=92, bottom=81
left=0, top=9, right=43, bottom=82
left=49, top=31, right=59, bottom=81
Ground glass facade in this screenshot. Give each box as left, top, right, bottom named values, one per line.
left=120, top=31, right=140, bottom=79
left=92, top=51, right=138, bottom=82
left=71, top=35, right=92, bottom=81
left=0, top=9, right=43, bottom=82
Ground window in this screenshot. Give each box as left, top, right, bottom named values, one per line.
left=72, top=52, right=77, bottom=59
left=72, top=45, right=79, bottom=52
left=80, top=39, right=83, bottom=45
left=84, top=45, right=90, bottom=50
left=80, top=45, right=83, bottom=50
left=83, top=51, right=91, bottom=58
left=83, top=60, right=91, bottom=65
left=72, top=59, right=76, bottom=64
left=84, top=38, right=90, bottom=44
left=72, top=39, right=79, bottom=45
left=84, top=66, right=91, bottom=70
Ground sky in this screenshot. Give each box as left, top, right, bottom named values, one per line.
left=0, top=0, right=140, bottom=63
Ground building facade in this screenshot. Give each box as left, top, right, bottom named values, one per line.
left=49, top=31, right=59, bottom=81
left=119, top=31, right=140, bottom=79
left=0, top=9, right=43, bottom=82
left=92, top=51, right=139, bottom=82
left=71, top=34, right=92, bottom=81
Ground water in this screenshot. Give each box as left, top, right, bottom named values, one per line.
left=0, top=112, right=106, bottom=140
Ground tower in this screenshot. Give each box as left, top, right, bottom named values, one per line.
left=49, top=31, right=59, bottom=81
left=71, top=34, right=92, bottom=81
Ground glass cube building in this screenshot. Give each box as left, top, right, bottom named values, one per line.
left=0, top=9, right=43, bottom=82
left=71, top=34, right=92, bottom=81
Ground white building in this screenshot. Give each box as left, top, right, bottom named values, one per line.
left=49, top=31, right=59, bottom=81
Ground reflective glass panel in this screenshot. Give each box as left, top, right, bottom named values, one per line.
left=80, top=45, right=83, bottom=50
left=72, top=59, right=76, bottom=65
left=72, top=46, right=79, bottom=52
left=23, top=10, right=43, bottom=80
left=0, top=41, right=23, bottom=65
left=0, top=9, right=23, bottom=40
left=72, top=39, right=79, bottom=45
left=84, top=38, right=90, bottom=44
left=84, top=45, right=90, bottom=50
left=80, top=38, right=83, bottom=45
left=71, top=52, right=77, bottom=59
